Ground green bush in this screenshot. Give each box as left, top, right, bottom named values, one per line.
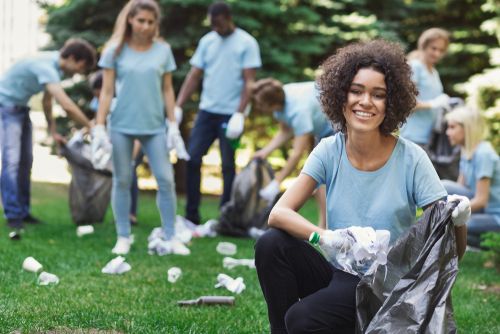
left=480, top=232, right=500, bottom=272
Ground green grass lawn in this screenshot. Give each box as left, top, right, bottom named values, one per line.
left=1, top=182, right=499, bottom=333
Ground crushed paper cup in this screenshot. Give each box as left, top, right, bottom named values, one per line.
left=167, top=267, right=182, bottom=283
left=37, top=271, right=59, bottom=286
left=101, top=256, right=131, bottom=275
left=216, top=242, right=237, bottom=256
left=223, top=257, right=255, bottom=270
left=22, top=256, right=43, bottom=273
left=76, top=225, right=94, bottom=237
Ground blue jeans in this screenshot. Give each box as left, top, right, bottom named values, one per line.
left=186, top=110, right=236, bottom=223
left=1, top=105, right=33, bottom=221
left=442, top=179, right=500, bottom=247
left=110, top=131, right=176, bottom=239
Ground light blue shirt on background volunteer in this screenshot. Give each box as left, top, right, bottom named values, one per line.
left=460, top=141, right=500, bottom=223
left=400, top=59, right=444, bottom=144
left=98, top=41, right=176, bottom=134
left=302, top=133, right=447, bottom=243
left=190, top=28, right=261, bottom=115
left=273, top=82, right=333, bottom=140
left=0, top=52, right=62, bottom=107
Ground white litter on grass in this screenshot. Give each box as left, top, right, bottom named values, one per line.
left=101, top=256, right=131, bottom=275
left=22, top=256, right=43, bottom=273
left=76, top=225, right=94, bottom=237
left=222, top=257, right=255, bottom=270
left=37, top=271, right=59, bottom=286
left=147, top=227, right=191, bottom=256
left=167, top=267, right=182, bottom=283
left=216, top=242, right=237, bottom=256
left=214, top=273, right=245, bottom=294
left=192, top=219, right=218, bottom=238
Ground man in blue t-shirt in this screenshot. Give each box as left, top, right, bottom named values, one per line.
left=176, top=1, right=262, bottom=224
left=0, top=38, right=96, bottom=231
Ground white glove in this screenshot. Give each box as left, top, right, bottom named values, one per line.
left=166, top=121, right=190, bottom=161
left=428, top=94, right=450, bottom=109
left=447, top=194, right=471, bottom=226
left=174, top=106, right=183, bottom=125
left=226, top=112, right=245, bottom=139
left=319, top=230, right=350, bottom=250
left=259, top=179, right=280, bottom=202
left=90, top=125, right=112, bottom=170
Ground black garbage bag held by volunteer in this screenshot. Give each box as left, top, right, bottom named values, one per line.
left=60, top=134, right=112, bottom=226
left=356, top=201, right=459, bottom=334
left=216, top=158, right=277, bottom=237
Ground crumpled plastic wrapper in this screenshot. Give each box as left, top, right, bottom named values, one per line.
left=216, top=242, right=237, bottom=256
left=214, top=273, right=246, bottom=294
left=37, top=271, right=59, bottom=286
left=320, top=226, right=390, bottom=277
left=167, top=267, right=182, bottom=283
left=101, top=256, right=131, bottom=275
left=222, top=257, right=255, bottom=269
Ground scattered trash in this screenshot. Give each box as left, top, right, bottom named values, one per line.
left=174, top=217, right=193, bottom=244
left=216, top=242, right=237, bottom=256
left=37, top=271, right=59, bottom=286
left=214, top=273, right=245, bottom=294
left=167, top=267, right=182, bottom=283
left=192, top=219, right=218, bottom=238
left=222, top=257, right=255, bottom=270
left=177, top=296, right=235, bottom=306
left=9, top=231, right=21, bottom=240
left=76, top=225, right=94, bottom=237
left=148, top=227, right=191, bottom=256
left=101, top=256, right=131, bottom=274
left=248, top=227, right=266, bottom=239
left=22, top=256, right=43, bottom=273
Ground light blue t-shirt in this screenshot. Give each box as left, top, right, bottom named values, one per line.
left=460, top=141, right=500, bottom=223
left=98, top=41, right=176, bottom=135
left=273, top=82, right=333, bottom=140
left=0, top=51, right=62, bottom=107
left=302, top=133, right=447, bottom=243
left=190, top=28, right=261, bottom=115
left=400, top=59, right=443, bottom=144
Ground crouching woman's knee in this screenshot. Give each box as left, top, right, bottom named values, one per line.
left=285, top=302, right=318, bottom=334
left=255, top=228, right=292, bottom=270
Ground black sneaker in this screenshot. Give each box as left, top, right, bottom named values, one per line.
left=23, top=214, right=44, bottom=225
left=7, top=219, right=24, bottom=229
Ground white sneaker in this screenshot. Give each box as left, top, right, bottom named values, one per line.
left=112, top=236, right=133, bottom=255
left=169, top=239, right=191, bottom=255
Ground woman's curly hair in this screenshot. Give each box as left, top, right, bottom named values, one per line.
left=318, top=39, right=417, bottom=135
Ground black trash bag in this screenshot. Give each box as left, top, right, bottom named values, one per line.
left=428, top=123, right=460, bottom=181
left=356, top=201, right=459, bottom=334
left=60, top=137, right=112, bottom=225
left=216, top=158, right=276, bottom=237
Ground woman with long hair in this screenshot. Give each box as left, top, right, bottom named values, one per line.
left=92, top=0, right=189, bottom=255
left=400, top=28, right=451, bottom=147
left=442, top=106, right=500, bottom=247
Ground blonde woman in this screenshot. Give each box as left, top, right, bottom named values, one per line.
left=93, top=0, right=189, bottom=255
left=442, top=107, right=500, bottom=247
left=400, top=28, right=451, bottom=146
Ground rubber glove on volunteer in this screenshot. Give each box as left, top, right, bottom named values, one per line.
left=174, top=105, right=183, bottom=125
left=166, top=120, right=190, bottom=160
left=259, top=179, right=280, bottom=202
left=428, top=94, right=450, bottom=109
left=447, top=194, right=471, bottom=226
left=90, top=124, right=112, bottom=170
left=226, top=112, right=245, bottom=139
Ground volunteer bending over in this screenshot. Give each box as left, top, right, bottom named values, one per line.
left=255, top=40, right=469, bottom=334
left=252, top=79, right=335, bottom=228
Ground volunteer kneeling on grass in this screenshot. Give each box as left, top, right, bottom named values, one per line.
left=251, top=78, right=335, bottom=229
left=254, top=40, right=469, bottom=334
left=92, top=0, right=189, bottom=255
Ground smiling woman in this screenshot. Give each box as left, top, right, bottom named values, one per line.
left=254, top=39, right=470, bottom=334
